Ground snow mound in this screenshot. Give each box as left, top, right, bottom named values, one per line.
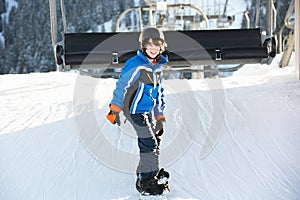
left=0, top=54, right=300, bottom=200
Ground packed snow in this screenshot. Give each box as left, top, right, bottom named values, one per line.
left=0, top=53, right=300, bottom=200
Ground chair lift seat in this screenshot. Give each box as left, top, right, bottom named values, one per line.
left=56, top=28, right=275, bottom=69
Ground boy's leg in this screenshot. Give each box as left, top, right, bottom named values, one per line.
left=128, top=114, right=160, bottom=180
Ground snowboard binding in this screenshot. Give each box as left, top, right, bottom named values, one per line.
left=136, top=168, right=170, bottom=196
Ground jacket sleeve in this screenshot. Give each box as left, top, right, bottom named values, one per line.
left=154, top=84, right=165, bottom=119
left=110, top=61, right=140, bottom=109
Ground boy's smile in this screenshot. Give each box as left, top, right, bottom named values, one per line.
left=145, top=39, right=161, bottom=59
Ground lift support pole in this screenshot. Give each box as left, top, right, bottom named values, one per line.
left=49, top=0, right=58, bottom=50
left=296, top=0, right=300, bottom=80
left=266, top=0, right=273, bottom=37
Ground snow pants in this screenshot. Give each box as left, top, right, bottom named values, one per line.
left=127, top=113, right=161, bottom=181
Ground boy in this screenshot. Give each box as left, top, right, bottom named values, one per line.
left=106, top=27, right=170, bottom=196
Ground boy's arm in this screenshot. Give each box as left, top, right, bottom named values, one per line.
left=110, top=62, right=140, bottom=110
left=107, top=62, right=140, bottom=125
left=154, top=85, right=166, bottom=121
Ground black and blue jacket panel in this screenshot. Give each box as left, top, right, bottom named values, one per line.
left=110, top=50, right=168, bottom=118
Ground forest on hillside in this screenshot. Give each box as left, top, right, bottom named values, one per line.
left=0, top=0, right=292, bottom=74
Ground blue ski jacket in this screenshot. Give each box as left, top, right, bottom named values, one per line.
left=110, top=49, right=168, bottom=118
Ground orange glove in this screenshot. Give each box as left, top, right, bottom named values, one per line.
left=106, top=104, right=121, bottom=126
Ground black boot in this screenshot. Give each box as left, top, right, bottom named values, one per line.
left=136, top=177, right=165, bottom=196
left=156, top=168, right=170, bottom=193
left=157, top=168, right=170, bottom=183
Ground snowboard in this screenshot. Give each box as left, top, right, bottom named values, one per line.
left=138, top=192, right=169, bottom=200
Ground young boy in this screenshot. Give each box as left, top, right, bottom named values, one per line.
left=106, top=27, right=170, bottom=196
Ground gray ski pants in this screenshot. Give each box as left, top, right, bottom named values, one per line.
left=127, top=113, right=161, bottom=181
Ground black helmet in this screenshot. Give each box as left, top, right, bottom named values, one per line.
left=139, top=27, right=165, bottom=42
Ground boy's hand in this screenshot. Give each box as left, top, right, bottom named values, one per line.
left=155, top=116, right=165, bottom=136
left=106, top=104, right=121, bottom=126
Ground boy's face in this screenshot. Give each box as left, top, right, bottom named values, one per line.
left=144, top=38, right=161, bottom=59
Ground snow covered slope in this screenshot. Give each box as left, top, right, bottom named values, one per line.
left=1, top=54, right=300, bottom=200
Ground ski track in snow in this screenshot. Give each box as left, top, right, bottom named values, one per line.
left=1, top=54, right=300, bottom=199
left=221, top=74, right=300, bottom=199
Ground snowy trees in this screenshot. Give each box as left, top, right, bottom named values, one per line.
left=0, top=0, right=135, bottom=74
left=0, top=1, right=54, bottom=74
left=0, top=0, right=5, bottom=32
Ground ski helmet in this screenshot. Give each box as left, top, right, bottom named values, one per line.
left=139, top=27, right=167, bottom=51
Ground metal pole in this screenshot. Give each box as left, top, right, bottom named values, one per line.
left=279, top=0, right=295, bottom=67
left=60, top=0, right=67, bottom=33
left=223, top=0, right=229, bottom=16
left=266, top=0, right=273, bottom=37
left=116, top=4, right=210, bottom=31
left=116, top=8, right=137, bottom=32
left=296, top=0, right=299, bottom=79
left=49, top=0, right=62, bottom=71
left=272, top=3, right=277, bottom=31
left=244, top=11, right=250, bottom=29
left=49, top=0, right=58, bottom=48
left=255, top=0, right=260, bottom=27
left=139, top=7, right=143, bottom=31
left=284, top=0, right=295, bottom=30
left=278, top=0, right=295, bottom=53
left=279, top=32, right=294, bottom=68
left=187, top=4, right=209, bottom=29
left=278, top=25, right=285, bottom=53
left=149, top=4, right=153, bottom=26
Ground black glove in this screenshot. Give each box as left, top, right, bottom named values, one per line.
left=155, top=118, right=165, bottom=137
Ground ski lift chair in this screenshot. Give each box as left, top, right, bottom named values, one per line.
left=55, top=28, right=276, bottom=70
left=50, top=0, right=276, bottom=71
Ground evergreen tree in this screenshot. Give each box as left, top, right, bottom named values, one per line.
left=0, top=44, right=5, bottom=74
left=139, top=0, right=150, bottom=28
left=0, top=0, right=5, bottom=32
left=0, top=0, right=5, bottom=13
left=112, top=0, right=121, bottom=31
